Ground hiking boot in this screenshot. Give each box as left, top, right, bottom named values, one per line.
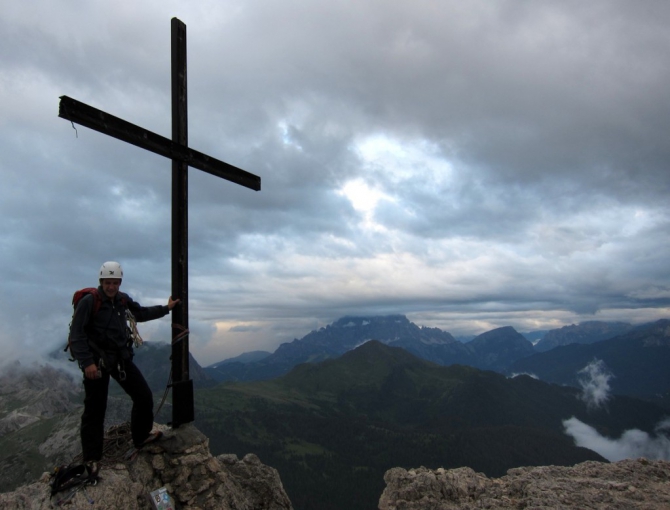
left=85, top=461, right=99, bottom=480
left=135, top=430, right=163, bottom=449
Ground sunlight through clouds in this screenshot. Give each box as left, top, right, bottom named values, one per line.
left=336, top=134, right=457, bottom=233
left=336, top=178, right=393, bottom=233
left=337, top=179, right=390, bottom=213
left=354, top=134, right=454, bottom=188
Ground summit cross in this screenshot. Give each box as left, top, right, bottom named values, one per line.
left=58, top=18, right=261, bottom=427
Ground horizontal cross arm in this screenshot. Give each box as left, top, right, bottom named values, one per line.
left=58, top=95, right=260, bottom=191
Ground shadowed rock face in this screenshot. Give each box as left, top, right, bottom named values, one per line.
left=0, top=423, right=293, bottom=510
left=379, top=458, right=670, bottom=510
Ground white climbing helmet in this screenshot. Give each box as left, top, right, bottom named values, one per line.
left=99, top=261, right=123, bottom=280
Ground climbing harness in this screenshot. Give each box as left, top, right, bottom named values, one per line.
left=117, top=360, right=127, bottom=382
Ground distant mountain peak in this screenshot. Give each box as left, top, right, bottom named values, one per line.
left=334, top=315, right=409, bottom=327
left=467, top=326, right=534, bottom=371
left=341, top=339, right=427, bottom=365
left=472, top=326, right=521, bottom=342
left=534, top=321, right=633, bottom=352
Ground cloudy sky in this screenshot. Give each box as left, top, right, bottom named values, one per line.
left=2, top=0, right=669, bottom=365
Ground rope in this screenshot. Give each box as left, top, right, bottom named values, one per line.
left=155, top=368, right=172, bottom=418
left=126, top=310, right=143, bottom=348
left=70, top=422, right=135, bottom=467
left=154, top=323, right=190, bottom=417
left=171, top=322, right=189, bottom=344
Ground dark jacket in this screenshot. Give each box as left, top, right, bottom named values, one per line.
left=69, top=286, right=169, bottom=370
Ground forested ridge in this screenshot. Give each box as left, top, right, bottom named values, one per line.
left=194, top=341, right=665, bottom=510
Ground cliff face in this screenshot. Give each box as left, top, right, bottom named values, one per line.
left=0, top=423, right=292, bottom=510
left=379, top=458, right=670, bottom=510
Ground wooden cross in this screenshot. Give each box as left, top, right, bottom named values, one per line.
left=58, top=18, right=261, bottom=428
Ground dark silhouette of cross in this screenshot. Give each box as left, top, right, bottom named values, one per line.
left=58, top=18, right=261, bottom=427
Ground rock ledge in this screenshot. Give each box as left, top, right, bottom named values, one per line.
left=0, top=423, right=293, bottom=510
left=379, top=458, right=670, bottom=509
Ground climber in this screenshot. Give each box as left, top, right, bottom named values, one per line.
left=69, top=261, right=180, bottom=475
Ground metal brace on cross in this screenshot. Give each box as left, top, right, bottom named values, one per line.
left=58, top=18, right=261, bottom=427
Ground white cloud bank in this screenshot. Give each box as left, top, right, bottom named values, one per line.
left=563, top=417, right=670, bottom=462
left=565, top=359, right=670, bottom=462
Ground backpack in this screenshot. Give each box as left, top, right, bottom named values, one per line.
left=64, top=288, right=128, bottom=359
left=72, top=287, right=104, bottom=315
left=49, top=463, right=98, bottom=497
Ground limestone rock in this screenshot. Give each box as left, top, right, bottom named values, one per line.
left=379, top=458, right=670, bottom=509
left=0, top=423, right=293, bottom=510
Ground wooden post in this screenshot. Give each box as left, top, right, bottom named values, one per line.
left=170, top=17, right=193, bottom=427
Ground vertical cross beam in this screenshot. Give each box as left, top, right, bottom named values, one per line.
left=57, top=17, right=261, bottom=429
left=170, top=18, right=194, bottom=427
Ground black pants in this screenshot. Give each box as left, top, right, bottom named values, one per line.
left=80, top=360, right=154, bottom=461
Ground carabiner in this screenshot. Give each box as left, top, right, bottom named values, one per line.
left=118, top=364, right=127, bottom=382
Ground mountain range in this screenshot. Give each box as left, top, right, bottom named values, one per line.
left=509, top=319, right=670, bottom=407
left=195, top=340, right=667, bottom=510
left=205, top=315, right=537, bottom=382
left=533, top=320, right=634, bottom=352
left=5, top=316, right=670, bottom=510
left=204, top=315, right=657, bottom=390
left=3, top=314, right=669, bottom=509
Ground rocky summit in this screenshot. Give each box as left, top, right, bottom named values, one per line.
left=0, top=423, right=292, bottom=510
left=3, top=419, right=670, bottom=510
left=379, top=458, right=670, bottom=509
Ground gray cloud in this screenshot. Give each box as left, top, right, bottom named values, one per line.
left=2, top=0, right=670, bottom=363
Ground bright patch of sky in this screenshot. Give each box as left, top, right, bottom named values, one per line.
left=338, top=179, right=389, bottom=213
left=337, top=134, right=455, bottom=231
left=279, top=121, right=304, bottom=151
left=354, top=134, right=454, bottom=192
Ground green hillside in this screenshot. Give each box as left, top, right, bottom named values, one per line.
left=194, top=341, right=665, bottom=510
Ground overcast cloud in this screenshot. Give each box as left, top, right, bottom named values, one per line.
left=2, top=0, right=670, bottom=364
